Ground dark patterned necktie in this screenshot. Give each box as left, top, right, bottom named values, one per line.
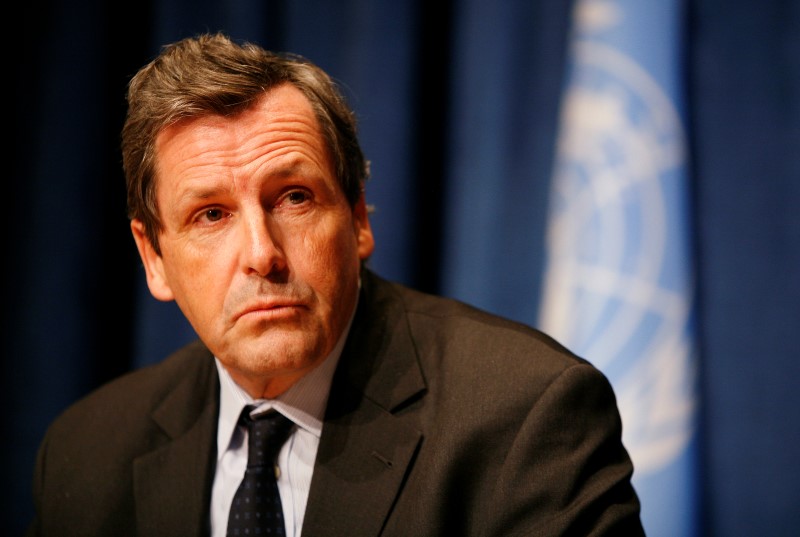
left=227, top=407, right=295, bottom=536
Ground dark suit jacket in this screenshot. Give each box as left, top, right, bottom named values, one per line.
left=28, top=270, right=644, bottom=536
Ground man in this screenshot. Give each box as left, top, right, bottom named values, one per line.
left=28, top=33, right=644, bottom=536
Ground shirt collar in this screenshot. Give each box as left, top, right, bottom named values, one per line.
left=215, top=301, right=356, bottom=461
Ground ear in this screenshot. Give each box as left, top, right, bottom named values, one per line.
left=130, top=219, right=175, bottom=302
left=353, top=194, right=375, bottom=260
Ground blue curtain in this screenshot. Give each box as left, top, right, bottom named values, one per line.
left=8, top=1, right=799, bottom=535
left=689, top=1, right=800, bottom=533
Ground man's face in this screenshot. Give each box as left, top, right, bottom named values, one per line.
left=131, top=84, right=374, bottom=398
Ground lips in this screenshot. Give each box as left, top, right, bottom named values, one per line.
left=234, top=300, right=307, bottom=322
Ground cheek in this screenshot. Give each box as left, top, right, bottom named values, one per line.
left=298, top=215, right=358, bottom=261
left=160, top=241, right=230, bottom=317
left=294, top=222, right=360, bottom=284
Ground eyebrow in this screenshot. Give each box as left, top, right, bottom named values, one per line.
left=175, top=184, right=231, bottom=203
left=264, top=157, right=325, bottom=179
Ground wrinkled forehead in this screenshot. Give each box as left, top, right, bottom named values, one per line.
left=152, top=85, right=337, bottom=196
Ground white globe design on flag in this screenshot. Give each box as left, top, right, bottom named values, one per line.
left=539, top=38, right=697, bottom=474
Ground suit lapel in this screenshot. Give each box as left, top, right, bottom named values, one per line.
left=303, top=271, right=427, bottom=536
left=133, top=347, right=220, bottom=537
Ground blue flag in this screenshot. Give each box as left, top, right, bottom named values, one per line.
left=538, top=1, right=699, bottom=535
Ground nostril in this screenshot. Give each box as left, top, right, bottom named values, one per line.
left=264, top=264, right=290, bottom=284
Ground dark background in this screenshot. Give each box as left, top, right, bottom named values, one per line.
left=6, top=1, right=799, bottom=536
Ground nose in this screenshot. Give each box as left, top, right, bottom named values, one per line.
left=240, top=210, right=288, bottom=281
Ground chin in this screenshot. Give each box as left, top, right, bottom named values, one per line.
left=236, top=336, right=327, bottom=373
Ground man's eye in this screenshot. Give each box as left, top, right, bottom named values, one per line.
left=286, top=190, right=309, bottom=205
left=204, top=208, right=225, bottom=222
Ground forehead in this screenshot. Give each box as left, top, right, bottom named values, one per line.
left=159, top=83, right=323, bottom=149
left=153, top=84, right=333, bottom=185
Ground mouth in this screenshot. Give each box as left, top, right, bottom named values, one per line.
left=234, top=301, right=307, bottom=323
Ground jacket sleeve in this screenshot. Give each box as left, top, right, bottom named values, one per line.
left=485, top=362, right=645, bottom=537
left=26, top=426, right=49, bottom=537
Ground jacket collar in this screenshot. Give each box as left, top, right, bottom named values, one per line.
left=133, top=343, right=219, bottom=537
left=302, top=270, right=427, bottom=536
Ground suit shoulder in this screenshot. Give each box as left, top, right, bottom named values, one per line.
left=46, top=340, right=215, bottom=435
left=364, top=276, right=609, bottom=408
left=387, top=278, right=581, bottom=363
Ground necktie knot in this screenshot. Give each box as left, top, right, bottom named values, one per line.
left=240, top=408, right=294, bottom=470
